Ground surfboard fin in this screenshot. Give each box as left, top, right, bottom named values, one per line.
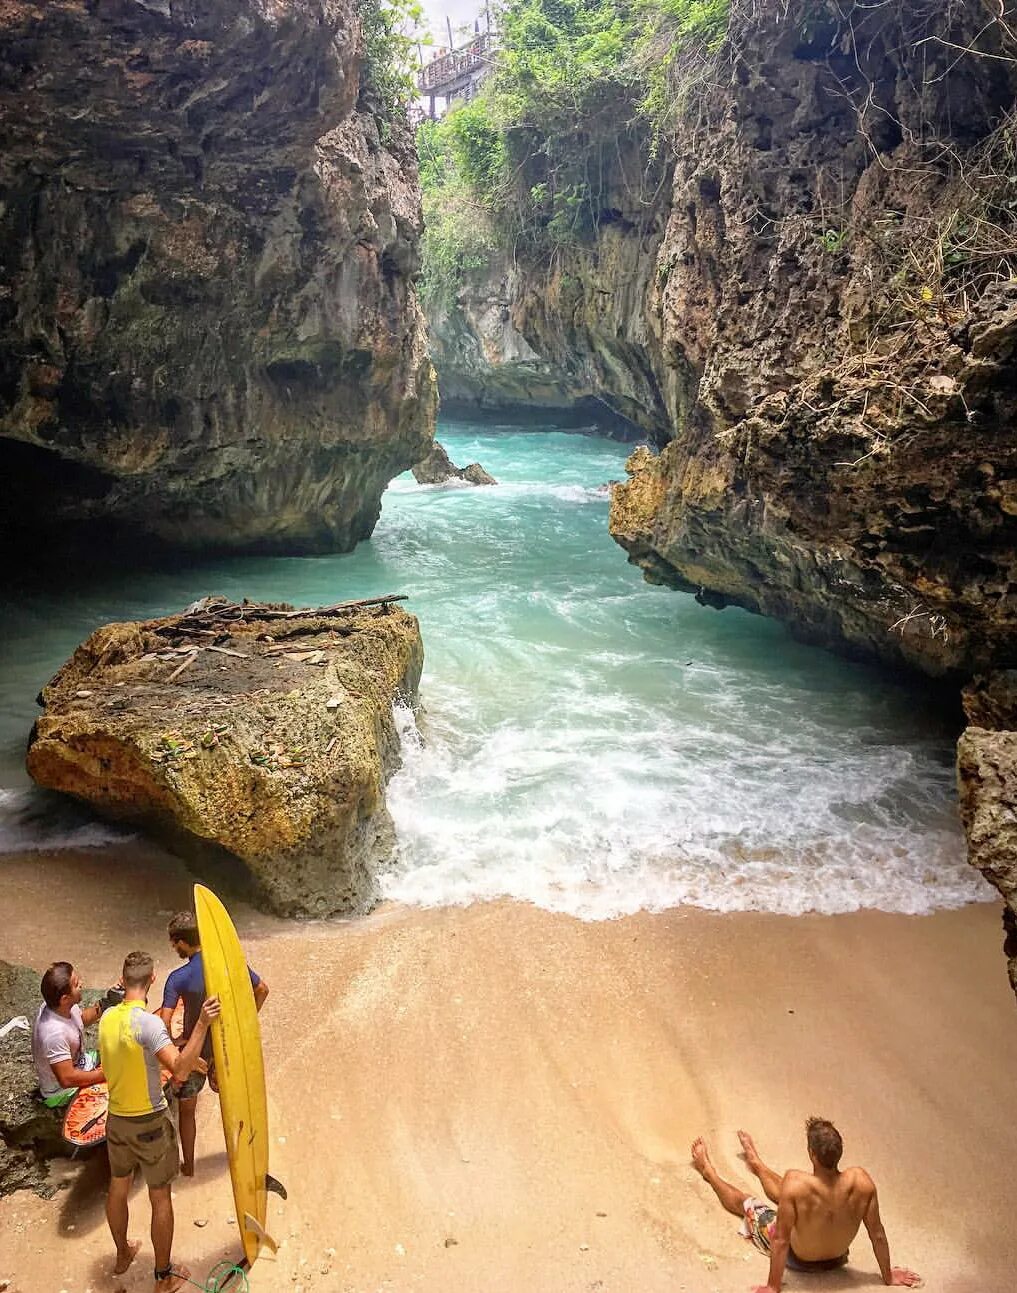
left=266, top=1173, right=288, bottom=1199
left=244, top=1211, right=279, bottom=1254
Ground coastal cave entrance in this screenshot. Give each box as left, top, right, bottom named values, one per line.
left=0, top=437, right=117, bottom=558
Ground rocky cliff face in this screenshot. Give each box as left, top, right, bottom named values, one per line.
left=427, top=250, right=585, bottom=416
left=427, top=146, right=671, bottom=436
left=0, top=0, right=435, bottom=555
left=609, top=4, right=1017, bottom=677
left=958, top=674, right=1017, bottom=1001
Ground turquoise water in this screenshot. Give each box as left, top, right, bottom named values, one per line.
left=0, top=423, right=990, bottom=915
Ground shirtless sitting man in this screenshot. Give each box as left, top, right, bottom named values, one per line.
left=691, top=1119, right=921, bottom=1291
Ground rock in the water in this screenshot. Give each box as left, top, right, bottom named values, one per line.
left=0, top=0, right=435, bottom=557
left=461, top=462, right=498, bottom=487
left=412, top=441, right=496, bottom=487
left=25, top=598, right=423, bottom=917
left=958, top=673, right=1017, bottom=1005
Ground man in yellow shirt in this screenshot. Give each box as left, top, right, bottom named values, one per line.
left=98, top=949, right=219, bottom=1293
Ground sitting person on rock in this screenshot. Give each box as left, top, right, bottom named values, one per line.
left=31, top=960, right=115, bottom=1107
left=157, top=910, right=268, bottom=1176
left=691, top=1120, right=921, bottom=1291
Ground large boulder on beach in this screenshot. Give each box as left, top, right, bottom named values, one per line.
left=26, top=598, right=423, bottom=917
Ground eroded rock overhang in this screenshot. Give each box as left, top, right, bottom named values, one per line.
left=0, top=0, right=436, bottom=555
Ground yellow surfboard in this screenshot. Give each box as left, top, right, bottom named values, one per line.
left=194, top=883, right=277, bottom=1268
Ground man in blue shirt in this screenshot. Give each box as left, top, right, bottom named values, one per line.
left=157, top=910, right=269, bottom=1176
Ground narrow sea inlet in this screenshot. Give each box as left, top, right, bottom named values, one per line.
left=0, top=422, right=990, bottom=917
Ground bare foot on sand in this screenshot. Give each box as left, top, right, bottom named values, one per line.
left=737, top=1129, right=762, bottom=1170
left=113, top=1239, right=140, bottom=1275
left=180, top=1161, right=194, bottom=1177
left=690, top=1136, right=712, bottom=1177
left=155, top=1264, right=192, bottom=1293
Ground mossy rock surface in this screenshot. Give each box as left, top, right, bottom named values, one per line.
left=27, top=598, right=424, bottom=917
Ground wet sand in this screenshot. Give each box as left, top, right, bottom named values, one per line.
left=1, top=843, right=1016, bottom=1293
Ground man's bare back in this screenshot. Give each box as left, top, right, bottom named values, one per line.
left=778, top=1163, right=875, bottom=1261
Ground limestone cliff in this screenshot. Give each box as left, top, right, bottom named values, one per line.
left=427, top=251, right=585, bottom=416
left=0, top=0, right=435, bottom=555
left=609, top=4, right=1017, bottom=677
left=427, top=157, right=670, bottom=436
left=435, top=2, right=1016, bottom=673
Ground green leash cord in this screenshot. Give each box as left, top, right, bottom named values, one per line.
left=176, top=1260, right=250, bottom=1292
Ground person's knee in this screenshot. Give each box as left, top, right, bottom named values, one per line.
left=148, top=1184, right=173, bottom=1209
left=108, top=1173, right=133, bottom=1199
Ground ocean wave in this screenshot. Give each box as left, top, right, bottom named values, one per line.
left=383, top=703, right=989, bottom=920
left=0, top=787, right=132, bottom=854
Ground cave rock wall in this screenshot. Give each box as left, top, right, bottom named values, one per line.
left=0, top=0, right=436, bottom=554
left=611, top=2, right=1017, bottom=676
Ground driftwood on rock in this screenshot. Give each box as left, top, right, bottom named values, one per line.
left=26, top=597, right=423, bottom=917
left=164, top=593, right=408, bottom=633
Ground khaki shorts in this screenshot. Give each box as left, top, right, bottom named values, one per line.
left=106, top=1110, right=178, bottom=1188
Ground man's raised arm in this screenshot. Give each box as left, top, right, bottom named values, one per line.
left=863, top=1184, right=922, bottom=1287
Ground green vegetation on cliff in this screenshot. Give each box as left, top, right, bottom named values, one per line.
left=417, top=0, right=730, bottom=305
left=361, top=0, right=431, bottom=131
left=418, top=105, right=503, bottom=308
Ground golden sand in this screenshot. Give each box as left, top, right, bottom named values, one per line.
left=1, top=843, right=1015, bottom=1292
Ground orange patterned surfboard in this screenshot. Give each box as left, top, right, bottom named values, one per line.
left=62, top=1081, right=108, bottom=1148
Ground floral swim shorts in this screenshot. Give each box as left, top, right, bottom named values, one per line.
left=740, top=1196, right=777, bottom=1254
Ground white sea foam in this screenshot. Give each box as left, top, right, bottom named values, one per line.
left=0, top=787, right=132, bottom=853
left=383, top=699, right=992, bottom=920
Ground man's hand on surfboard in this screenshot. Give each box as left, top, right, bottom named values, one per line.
left=200, top=995, right=221, bottom=1026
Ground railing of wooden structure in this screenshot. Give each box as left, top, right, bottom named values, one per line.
left=417, top=31, right=492, bottom=96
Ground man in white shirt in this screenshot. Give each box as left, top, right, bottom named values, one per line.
left=31, top=960, right=106, bottom=1107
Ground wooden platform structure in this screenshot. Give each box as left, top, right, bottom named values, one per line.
left=418, top=31, right=493, bottom=118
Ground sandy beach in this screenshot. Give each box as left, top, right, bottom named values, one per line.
left=1, top=843, right=1016, bottom=1293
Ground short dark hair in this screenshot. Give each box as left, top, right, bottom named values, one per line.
left=41, top=961, right=74, bottom=1009
left=122, top=951, right=154, bottom=989
left=167, top=911, right=199, bottom=946
left=806, top=1117, right=843, bottom=1170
